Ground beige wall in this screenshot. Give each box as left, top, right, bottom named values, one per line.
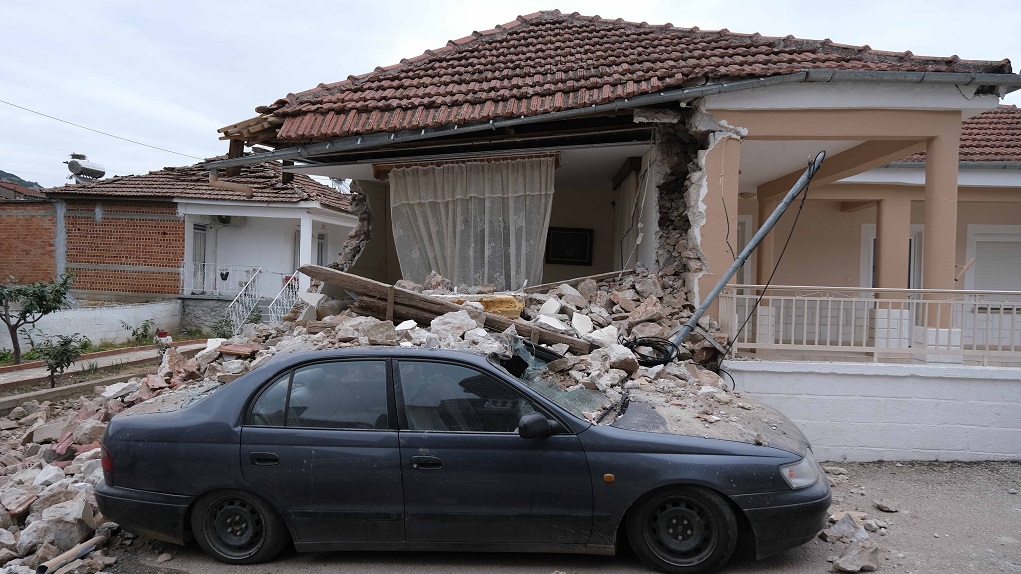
left=541, top=183, right=617, bottom=283
left=740, top=198, right=1021, bottom=289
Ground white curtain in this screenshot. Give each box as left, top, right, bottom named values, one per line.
left=390, top=156, right=556, bottom=290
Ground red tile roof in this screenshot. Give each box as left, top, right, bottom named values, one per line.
left=44, top=160, right=352, bottom=212
left=241, top=10, right=1012, bottom=144
left=0, top=180, right=46, bottom=199
left=902, top=105, right=1021, bottom=163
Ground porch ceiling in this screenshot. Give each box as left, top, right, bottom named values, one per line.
left=738, top=139, right=861, bottom=194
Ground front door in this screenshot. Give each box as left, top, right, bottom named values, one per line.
left=395, top=359, right=593, bottom=544
left=240, top=359, right=403, bottom=544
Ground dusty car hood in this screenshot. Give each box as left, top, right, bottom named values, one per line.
left=610, top=389, right=811, bottom=457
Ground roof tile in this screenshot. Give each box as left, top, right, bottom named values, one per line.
left=43, top=160, right=353, bottom=212
left=904, top=105, right=1021, bottom=163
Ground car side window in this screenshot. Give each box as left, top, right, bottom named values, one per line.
left=249, top=373, right=289, bottom=427
left=247, top=361, right=389, bottom=430
left=398, top=361, right=537, bottom=433
left=286, top=360, right=389, bottom=430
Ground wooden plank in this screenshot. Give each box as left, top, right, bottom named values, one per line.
left=524, top=269, right=634, bottom=294
left=301, top=265, right=590, bottom=354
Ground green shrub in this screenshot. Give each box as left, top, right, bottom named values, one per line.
left=121, top=319, right=155, bottom=346
left=36, top=333, right=90, bottom=388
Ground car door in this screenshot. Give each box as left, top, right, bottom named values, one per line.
left=239, top=359, right=404, bottom=544
left=395, top=359, right=593, bottom=545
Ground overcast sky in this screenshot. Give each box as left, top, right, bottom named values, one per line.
left=3, top=0, right=1019, bottom=188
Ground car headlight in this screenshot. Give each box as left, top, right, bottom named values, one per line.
left=779, top=451, right=821, bottom=489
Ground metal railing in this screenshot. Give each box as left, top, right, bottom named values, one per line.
left=719, top=285, right=1021, bottom=365
left=225, top=267, right=263, bottom=336
left=265, top=272, right=301, bottom=324
left=180, top=264, right=262, bottom=298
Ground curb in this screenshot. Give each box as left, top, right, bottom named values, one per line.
left=0, top=346, right=204, bottom=392
left=0, top=370, right=148, bottom=416
left=0, top=340, right=207, bottom=375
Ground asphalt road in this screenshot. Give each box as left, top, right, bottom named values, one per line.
left=108, top=461, right=1021, bottom=574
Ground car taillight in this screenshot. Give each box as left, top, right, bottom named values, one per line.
left=101, top=444, right=114, bottom=474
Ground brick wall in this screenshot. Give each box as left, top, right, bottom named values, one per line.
left=64, top=199, right=184, bottom=294
left=0, top=201, right=57, bottom=283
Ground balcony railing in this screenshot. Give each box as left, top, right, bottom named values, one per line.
left=180, top=264, right=262, bottom=298
left=719, top=285, right=1021, bottom=366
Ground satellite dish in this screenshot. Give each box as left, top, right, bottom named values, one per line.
left=65, top=153, right=105, bottom=184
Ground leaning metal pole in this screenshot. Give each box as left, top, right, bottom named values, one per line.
left=667, top=150, right=826, bottom=354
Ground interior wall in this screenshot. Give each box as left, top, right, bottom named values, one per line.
left=541, top=183, right=616, bottom=283
left=345, top=180, right=401, bottom=284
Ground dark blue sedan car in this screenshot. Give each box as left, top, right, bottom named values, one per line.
left=96, top=347, right=829, bottom=574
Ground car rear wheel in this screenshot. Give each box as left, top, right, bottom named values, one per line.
left=191, top=491, right=287, bottom=564
left=626, top=486, right=737, bottom=574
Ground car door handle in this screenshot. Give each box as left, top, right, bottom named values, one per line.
left=250, top=452, right=279, bottom=466
left=410, top=455, right=443, bottom=470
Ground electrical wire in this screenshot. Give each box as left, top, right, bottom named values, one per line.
left=619, top=335, right=679, bottom=367
left=0, top=99, right=205, bottom=160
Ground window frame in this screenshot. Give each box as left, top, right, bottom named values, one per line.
left=243, top=358, right=396, bottom=432
left=393, top=358, right=565, bottom=435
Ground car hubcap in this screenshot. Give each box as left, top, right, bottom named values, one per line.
left=646, top=497, right=715, bottom=565
left=207, top=498, right=265, bottom=558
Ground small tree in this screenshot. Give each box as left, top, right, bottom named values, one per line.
left=0, top=273, right=74, bottom=364
left=37, top=333, right=89, bottom=388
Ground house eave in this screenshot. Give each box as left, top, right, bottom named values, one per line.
left=204, top=69, right=1021, bottom=171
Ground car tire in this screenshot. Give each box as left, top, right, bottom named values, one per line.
left=191, top=490, right=288, bottom=564
left=626, top=486, right=738, bottom=574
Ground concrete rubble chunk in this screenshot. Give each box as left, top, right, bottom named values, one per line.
left=830, top=514, right=870, bottom=542
left=430, top=310, right=479, bottom=339
left=577, top=279, right=598, bottom=301
left=362, top=321, right=399, bottom=346
left=101, top=381, right=139, bottom=400
left=584, top=325, right=619, bottom=348
left=534, top=315, right=573, bottom=335
left=873, top=500, right=898, bottom=513
left=30, top=421, right=66, bottom=444
left=538, top=297, right=562, bottom=316
left=571, top=313, right=594, bottom=336
left=71, top=419, right=106, bottom=445
left=832, top=539, right=879, bottom=572
left=590, top=344, right=640, bottom=375
left=32, top=465, right=66, bottom=487
left=634, top=275, right=664, bottom=299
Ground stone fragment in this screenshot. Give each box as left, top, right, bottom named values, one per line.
left=873, top=500, right=898, bottom=513
left=571, top=313, right=594, bottom=336
left=0, top=529, right=15, bottom=554
left=823, top=466, right=848, bottom=476
left=634, top=275, right=664, bottom=299
left=0, top=548, right=17, bottom=566
left=101, top=382, right=138, bottom=400
left=555, top=284, right=583, bottom=298
left=538, top=297, right=562, bottom=316
left=584, top=325, right=619, bottom=348
left=32, top=465, right=66, bottom=487
left=534, top=315, right=573, bottom=335
left=590, top=344, right=640, bottom=375
left=41, top=499, right=96, bottom=550
left=577, top=279, right=598, bottom=301
left=362, top=321, right=399, bottom=346
left=219, top=360, right=248, bottom=375
left=394, top=279, right=423, bottom=292
left=561, top=294, right=590, bottom=309
left=7, top=407, right=26, bottom=420
left=831, top=540, right=879, bottom=572
left=422, top=271, right=452, bottom=292
left=156, top=553, right=173, bottom=563
left=588, top=369, right=628, bottom=392
left=30, top=421, right=66, bottom=444
left=0, top=419, right=18, bottom=431
left=830, top=514, right=869, bottom=542
left=430, top=311, right=479, bottom=339
left=395, top=320, right=418, bottom=331
left=71, top=419, right=105, bottom=445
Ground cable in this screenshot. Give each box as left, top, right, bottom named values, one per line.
left=0, top=99, right=205, bottom=160
left=619, top=335, right=679, bottom=367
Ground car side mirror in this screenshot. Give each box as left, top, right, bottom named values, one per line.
left=518, top=413, right=560, bottom=439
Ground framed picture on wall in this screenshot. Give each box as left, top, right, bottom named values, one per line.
left=545, top=227, right=593, bottom=266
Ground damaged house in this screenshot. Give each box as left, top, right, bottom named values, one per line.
left=210, top=10, right=1021, bottom=366
left=203, top=10, right=1021, bottom=462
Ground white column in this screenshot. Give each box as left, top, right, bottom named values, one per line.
left=299, top=213, right=313, bottom=292
left=182, top=215, right=194, bottom=294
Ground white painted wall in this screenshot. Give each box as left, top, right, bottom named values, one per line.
left=726, top=360, right=1020, bottom=462
left=0, top=300, right=182, bottom=350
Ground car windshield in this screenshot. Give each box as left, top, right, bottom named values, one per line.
left=490, top=338, right=609, bottom=421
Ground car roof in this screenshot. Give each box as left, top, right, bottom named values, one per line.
left=261, top=347, right=494, bottom=371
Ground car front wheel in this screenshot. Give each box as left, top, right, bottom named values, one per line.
left=191, top=490, right=288, bottom=564
left=626, top=486, right=738, bottom=574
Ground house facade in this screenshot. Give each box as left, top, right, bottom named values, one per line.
left=209, top=10, right=1021, bottom=365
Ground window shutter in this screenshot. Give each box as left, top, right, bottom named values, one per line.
left=974, top=241, right=1021, bottom=290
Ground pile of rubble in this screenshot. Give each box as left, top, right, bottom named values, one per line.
left=0, top=266, right=793, bottom=573
left=819, top=465, right=900, bottom=572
